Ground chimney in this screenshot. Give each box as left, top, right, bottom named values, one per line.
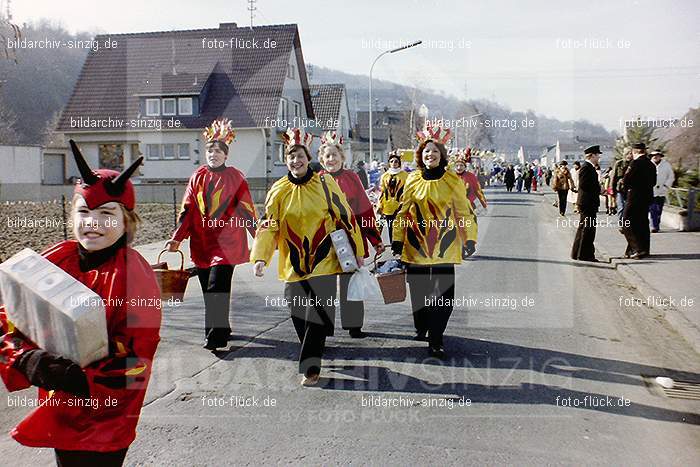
left=219, top=22, right=237, bottom=29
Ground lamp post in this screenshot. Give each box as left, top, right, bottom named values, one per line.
left=369, top=40, right=421, bottom=161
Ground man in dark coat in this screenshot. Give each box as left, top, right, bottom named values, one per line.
left=571, top=145, right=602, bottom=262
left=611, top=148, right=632, bottom=223
left=355, top=160, right=369, bottom=189
left=621, top=142, right=656, bottom=258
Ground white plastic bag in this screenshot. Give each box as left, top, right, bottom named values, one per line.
left=347, top=267, right=382, bottom=301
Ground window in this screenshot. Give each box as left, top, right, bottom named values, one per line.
left=287, top=63, right=294, bottom=79
left=162, top=144, right=176, bottom=160
left=146, top=99, right=160, bottom=116
left=147, top=144, right=161, bottom=160
left=274, top=142, right=285, bottom=165
left=178, top=143, right=190, bottom=160
left=293, top=101, right=301, bottom=118
left=278, top=98, right=288, bottom=121
left=178, top=97, right=193, bottom=115
left=98, top=144, right=124, bottom=170
left=162, top=98, right=176, bottom=116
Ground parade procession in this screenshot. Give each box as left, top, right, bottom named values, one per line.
left=1, top=1, right=699, bottom=465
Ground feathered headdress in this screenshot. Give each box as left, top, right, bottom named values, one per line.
left=281, top=127, right=313, bottom=148
left=416, top=123, right=452, bottom=146
left=320, top=130, right=344, bottom=146
left=203, top=118, right=236, bottom=145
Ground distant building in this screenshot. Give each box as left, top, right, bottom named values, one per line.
left=309, top=83, right=352, bottom=163
left=352, top=108, right=422, bottom=162
left=56, top=22, right=316, bottom=200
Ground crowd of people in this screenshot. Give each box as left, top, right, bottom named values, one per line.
left=525, top=143, right=674, bottom=262
left=0, top=119, right=487, bottom=465
left=3, top=110, right=674, bottom=465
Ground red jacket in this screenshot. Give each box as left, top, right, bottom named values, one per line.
left=320, top=168, right=382, bottom=257
left=172, top=165, right=257, bottom=268
left=0, top=240, right=161, bottom=452
left=458, top=171, right=487, bottom=209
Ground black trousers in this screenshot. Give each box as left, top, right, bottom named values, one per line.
left=557, top=189, right=569, bottom=215
left=338, top=273, right=364, bottom=330
left=284, top=275, right=336, bottom=376
left=622, top=201, right=651, bottom=254
left=55, top=448, right=128, bottom=467
left=197, top=264, right=235, bottom=344
left=571, top=208, right=597, bottom=260
left=406, top=264, right=455, bottom=348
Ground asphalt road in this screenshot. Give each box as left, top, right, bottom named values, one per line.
left=1, top=186, right=699, bottom=466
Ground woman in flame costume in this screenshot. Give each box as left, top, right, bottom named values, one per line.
left=318, top=131, right=384, bottom=338
left=378, top=151, right=409, bottom=243
left=0, top=140, right=161, bottom=467
left=391, top=125, right=477, bottom=358
left=252, top=128, right=364, bottom=386
left=166, top=118, right=257, bottom=351
left=452, top=149, right=486, bottom=259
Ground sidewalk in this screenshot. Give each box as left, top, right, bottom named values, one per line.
left=543, top=188, right=700, bottom=353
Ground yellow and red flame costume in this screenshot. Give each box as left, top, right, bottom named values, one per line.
left=378, top=170, right=409, bottom=217
left=251, top=172, right=365, bottom=282
left=392, top=170, right=477, bottom=264
left=173, top=165, right=257, bottom=268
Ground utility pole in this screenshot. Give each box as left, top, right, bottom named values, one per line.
left=247, top=0, right=257, bottom=28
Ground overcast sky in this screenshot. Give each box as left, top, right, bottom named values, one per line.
left=13, top=0, right=700, bottom=131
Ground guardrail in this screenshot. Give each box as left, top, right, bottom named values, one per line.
left=668, top=187, right=700, bottom=230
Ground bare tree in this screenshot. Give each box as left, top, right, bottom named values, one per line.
left=0, top=94, right=19, bottom=144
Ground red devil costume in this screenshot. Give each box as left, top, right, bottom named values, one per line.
left=0, top=140, right=161, bottom=465
left=170, top=118, right=257, bottom=350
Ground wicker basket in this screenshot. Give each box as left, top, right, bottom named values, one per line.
left=373, top=254, right=407, bottom=304
left=152, top=250, right=190, bottom=302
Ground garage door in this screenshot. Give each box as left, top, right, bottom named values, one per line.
left=43, top=153, right=64, bottom=185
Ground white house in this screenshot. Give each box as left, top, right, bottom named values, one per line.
left=57, top=22, right=317, bottom=202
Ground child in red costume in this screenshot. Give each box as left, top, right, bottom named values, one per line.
left=0, top=140, right=161, bottom=467
left=166, top=118, right=257, bottom=350
left=318, top=131, right=384, bottom=338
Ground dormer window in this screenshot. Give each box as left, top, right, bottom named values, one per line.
left=178, top=97, right=193, bottom=115
left=146, top=99, right=161, bottom=116
left=162, top=98, right=177, bottom=116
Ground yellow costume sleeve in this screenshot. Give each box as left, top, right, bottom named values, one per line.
left=391, top=172, right=417, bottom=244
left=250, top=181, right=281, bottom=265
left=377, top=172, right=389, bottom=214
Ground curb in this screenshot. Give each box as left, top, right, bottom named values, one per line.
left=542, top=190, right=700, bottom=354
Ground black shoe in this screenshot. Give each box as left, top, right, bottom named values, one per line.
left=414, top=331, right=428, bottom=341
left=349, top=329, right=367, bottom=339
left=203, top=340, right=226, bottom=350
left=630, top=251, right=649, bottom=259
left=428, top=345, right=446, bottom=359
left=579, top=257, right=599, bottom=263
left=651, top=229, right=659, bottom=233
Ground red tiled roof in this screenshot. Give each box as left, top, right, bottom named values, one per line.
left=58, top=23, right=313, bottom=131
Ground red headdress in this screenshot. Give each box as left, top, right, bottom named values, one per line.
left=320, top=130, right=344, bottom=146
left=281, top=127, right=313, bottom=149
left=416, top=123, right=452, bottom=146
left=70, top=139, right=142, bottom=210
left=203, top=118, right=236, bottom=145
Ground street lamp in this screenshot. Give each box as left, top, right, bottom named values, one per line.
left=369, top=40, right=421, bottom=161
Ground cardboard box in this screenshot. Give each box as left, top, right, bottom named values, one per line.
left=0, top=249, right=108, bottom=367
